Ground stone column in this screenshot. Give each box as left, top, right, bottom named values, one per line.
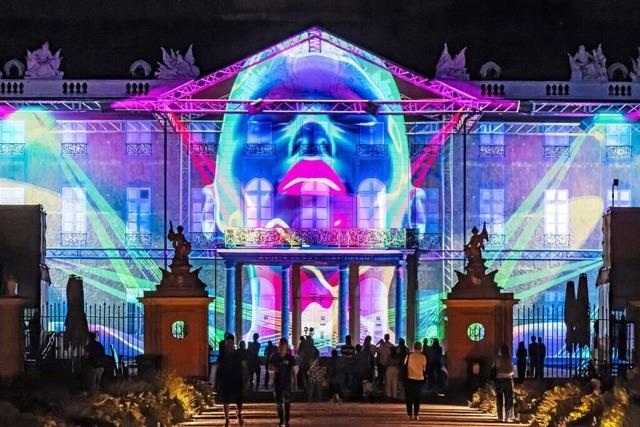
left=395, top=261, right=407, bottom=342
left=234, top=263, right=243, bottom=340
left=281, top=265, right=292, bottom=341
left=224, top=260, right=236, bottom=335
left=292, top=264, right=302, bottom=351
left=338, top=264, right=349, bottom=344
left=348, top=264, right=360, bottom=344
left=406, top=254, right=418, bottom=345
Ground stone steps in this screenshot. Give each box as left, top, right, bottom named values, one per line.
left=182, top=402, right=529, bottom=426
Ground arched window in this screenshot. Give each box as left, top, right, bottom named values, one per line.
left=357, top=179, right=386, bottom=229
left=300, top=180, right=330, bottom=228
left=245, top=178, right=273, bottom=227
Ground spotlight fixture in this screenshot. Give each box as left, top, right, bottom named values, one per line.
left=611, top=178, right=619, bottom=209
left=364, top=101, right=380, bottom=116
left=248, top=98, right=264, bottom=115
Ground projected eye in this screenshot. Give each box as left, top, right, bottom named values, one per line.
left=330, top=114, right=376, bottom=128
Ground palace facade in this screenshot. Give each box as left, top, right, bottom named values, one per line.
left=1, top=28, right=637, bottom=352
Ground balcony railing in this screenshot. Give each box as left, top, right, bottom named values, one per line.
left=224, top=227, right=408, bottom=248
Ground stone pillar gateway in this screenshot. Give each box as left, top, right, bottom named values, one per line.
left=139, top=223, right=212, bottom=378
left=0, top=295, right=28, bottom=386
left=444, top=224, right=518, bottom=386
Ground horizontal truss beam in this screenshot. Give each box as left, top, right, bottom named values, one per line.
left=113, top=98, right=474, bottom=115
left=0, top=100, right=103, bottom=111
left=46, top=247, right=603, bottom=261
left=530, top=101, right=640, bottom=115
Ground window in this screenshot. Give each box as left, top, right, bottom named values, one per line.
left=606, top=124, right=632, bottom=159
left=190, top=122, right=220, bottom=145
left=610, top=189, right=631, bottom=208
left=301, top=180, right=331, bottom=228
left=411, top=188, right=427, bottom=233
left=357, top=179, right=386, bottom=229
left=408, top=122, right=442, bottom=145
left=126, top=188, right=151, bottom=234
left=425, top=188, right=440, bottom=233
left=479, top=189, right=504, bottom=236
left=478, top=124, right=504, bottom=157
left=0, top=121, right=25, bottom=144
left=544, top=290, right=564, bottom=304
left=61, top=187, right=87, bottom=246
left=544, top=189, right=569, bottom=245
left=359, top=122, right=384, bottom=145
left=126, top=121, right=153, bottom=155
left=60, top=122, right=88, bottom=156
left=544, top=128, right=570, bottom=157
left=245, top=178, right=273, bottom=227
left=60, top=122, right=87, bottom=144
left=606, top=124, right=631, bottom=146
left=247, top=120, right=272, bottom=145
left=61, top=187, right=87, bottom=234
left=467, top=322, right=485, bottom=342
left=191, top=187, right=216, bottom=233
left=0, top=187, right=25, bottom=204
left=0, top=121, right=25, bottom=156
left=544, top=133, right=570, bottom=147
left=479, top=132, right=504, bottom=147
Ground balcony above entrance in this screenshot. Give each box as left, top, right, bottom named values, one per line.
left=224, top=227, right=412, bottom=249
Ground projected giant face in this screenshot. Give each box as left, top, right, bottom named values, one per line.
left=214, top=43, right=410, bottom=229
left=212, top=43, right=410, bottom=346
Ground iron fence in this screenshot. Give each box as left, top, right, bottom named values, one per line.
left=513, top=304, right=635, bottom=378
left=23, top=301, right=636, bottom=379
left=24, top=302, right=144, bottom=364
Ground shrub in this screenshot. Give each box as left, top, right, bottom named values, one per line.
left=469, top=382, right=497, bottom=414
left=531, top=382, right=585, bottom=427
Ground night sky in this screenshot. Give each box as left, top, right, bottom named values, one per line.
left=1, top=0, right=639, bottom=80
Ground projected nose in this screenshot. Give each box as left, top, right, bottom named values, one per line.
left=292, top=121, right=333, bottom=157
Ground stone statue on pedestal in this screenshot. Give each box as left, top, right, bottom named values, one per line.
left=435, top=43, right=470, bottom=81
left=449, top=223, right=501, bottom=297
left=443, top=224, right=518, bottom=386
left=568, top=44, right=608, bottom=82
left=630, top=48, right=640, bottom=83
left=154, top=222, right=206, bottom=296
left=168, top=221, right=191, bottom=266
left=155, top=45, right=200, bottom=80
left=464, top=224, right=489, bottom=267
left=25, top=42, right=63, bottom=79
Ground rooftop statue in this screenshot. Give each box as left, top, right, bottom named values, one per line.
left=568, top=44, right=607, bottom=82
left=155, top=45, right=199, bottom=79
left=435, top=43, right=469, bottom=80
left=25, top=42, right=63, bottom=79
left=630, top=48, right=640, bottom=83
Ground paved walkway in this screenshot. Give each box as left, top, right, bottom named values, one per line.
left=182, top=402, right=529, bottom=426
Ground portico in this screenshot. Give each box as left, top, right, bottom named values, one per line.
left=218, top=247, right=416, bottom=348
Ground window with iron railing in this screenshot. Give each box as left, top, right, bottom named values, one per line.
left=0, top=120, right=25, bottom=156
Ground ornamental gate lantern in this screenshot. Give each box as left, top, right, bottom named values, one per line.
left=443, top=224, right=518, bottom=386
left=139, top=222, right=212, bottom=378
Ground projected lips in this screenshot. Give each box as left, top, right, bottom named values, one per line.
left=277, top=159, right=346, bottom=195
